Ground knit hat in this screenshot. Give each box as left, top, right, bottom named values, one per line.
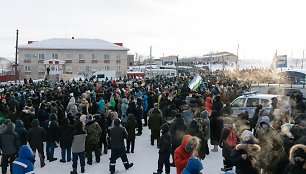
left=6, top=122, right=15, bottom=131
left=161, top=123, right=169, bottom=134
left=185, top=137, right=199, bottom=153
left=241, top=130, right=254, bottom=142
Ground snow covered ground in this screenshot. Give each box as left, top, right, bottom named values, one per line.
left=34, top=126, right=226, bottom=174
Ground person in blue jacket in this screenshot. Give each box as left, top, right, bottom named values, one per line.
left=12, top=145, right=35, bottom=174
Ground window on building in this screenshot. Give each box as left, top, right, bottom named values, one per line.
left=105, top=66, right=110, bottom=70
left=25, top=53, right=32, bottom=59
left=66, top=66, right=73, bottom=72
left=104, top=54, right=110, bottom=60
left=79, top=54, right=85, bottom=60
left=79, top=66, right=84, bottom=72
left=92, top=54, right=97, bottom=60
left=52, top=53, right=58, bottom=59
left=117, top=66, right=120, bottom=70
left=65, top=54, right=73, bottom=60
left=116, top=54, right=121, bottom=60
left=24, top=66, right=31, bottom=72
left=38, top=53, right=45, bottom=60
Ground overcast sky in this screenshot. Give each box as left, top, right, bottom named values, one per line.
left=1, top=0, right=306, bottom=62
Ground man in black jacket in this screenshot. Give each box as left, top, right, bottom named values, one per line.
left=0, top=122, right=20, bottom=173
left=109, top=119, right=133, bottom=174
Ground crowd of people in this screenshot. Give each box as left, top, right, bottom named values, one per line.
left=0, top=70, right=305, bottom=174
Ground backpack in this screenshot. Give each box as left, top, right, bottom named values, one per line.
left=226, top=128, right=237, bottom=149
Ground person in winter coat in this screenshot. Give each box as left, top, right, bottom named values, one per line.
left=199, top=110, right=210, bottom=155
left=210, top=110, right=223, bottom=152
left=15, top=120, right=28, bottom=145
left=212, top=95, right=223, bottom=116
left=187, top=120, right=206, bottom=160
left=142, top=93, right=149, bottom=126
left=121, top=98, right=129, bottom=127
left=255, top=116, right=271, bottom=142
left=43, top=113, right=59, bottom=162
left=109, top=119, right=133, bottom=174
left=97, top=97, right=105, bottom=114
left=0, top=119, right=11, bottom=135
left=230, top=130, right=260, bottom=174
left=136, top=98, right=144, bottom=135
left=126, top=101, right=141, bottom=134
left=219, top=117, right=236, bottom=171
left=0, top=122, right=20, bottom=174
left=148, top=108, right=163, bottom=146
left=36, top=103, right=49, bottom=127
left=27, top=119, right=46, bottom=167
left=12, top=145, right=35, bottom=174
left=153, top=123, right=172, bottom=174
left=94, top=113, right=108, bottom=154
left=256, top=129, right=287, bottom=174
left=66, top=96, right=76, bottom=113
left=251, top=104, right=262, bottom=134
left=180, top=137, right=202, bottom=174
left=70, top=120, right=87, bottom=174
left=58, top=117, right=74, bottom=163
left=280, top=123, right=294, bottom=159
left=181, top=105, right=193, bottom=127
left=170, top=113, right=187, bottom=166
left=125, top=114, right=137, bottom=153
left=292, top=92, right=306, bottom=117
left=85, top=115, right=102, bottom=165
left=286, top=144, right=306, bottom=174
left=174, top=134, right=192, bottom=174
left=205, top=95, right=212, bottom=116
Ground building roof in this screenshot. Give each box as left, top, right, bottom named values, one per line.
left=203, top=51, right=236, bottom=57
left=19, top=38, right=129, bottom=51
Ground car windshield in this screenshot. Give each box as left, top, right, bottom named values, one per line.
left=231, top=98, right=246, bottom=107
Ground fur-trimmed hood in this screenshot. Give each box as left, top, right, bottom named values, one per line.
left=235, top=143, right=261, bottom=156
left=289, top=144, right=306, bottom=169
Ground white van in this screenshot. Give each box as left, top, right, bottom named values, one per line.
left=230, top=91, right=281, bottom=118
left=89, top=71, right=116, bottom=82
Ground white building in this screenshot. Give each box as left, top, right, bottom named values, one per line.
left=18, top=38, right=129, bottom=80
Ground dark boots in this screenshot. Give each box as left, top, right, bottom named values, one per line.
left=81, top=166, right=85, bottom=173
left=124, top=162, right=134, bottom=170
left=70, top=168, right=77, bottom=174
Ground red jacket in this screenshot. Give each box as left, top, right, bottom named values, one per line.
left=205, top=97, right=212, bottom=116
left=174, top=134, right=192, bottom=174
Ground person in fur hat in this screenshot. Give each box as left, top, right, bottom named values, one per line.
left=231, top=130, right=260, bottom=174
left=286, top=144, right=306, bottom=174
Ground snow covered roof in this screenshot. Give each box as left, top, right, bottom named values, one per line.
left=19, top=38, right=129, bottom=51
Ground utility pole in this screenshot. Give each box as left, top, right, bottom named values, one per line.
left=15, top=29, right=19, bottom=83
left=302, top=50, right=304, bottom=69
left=236, top=44, right=239, bottom=70
left=150, top=46, right=152, bottom=78
left=210, top=52, right=212, bottom=71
